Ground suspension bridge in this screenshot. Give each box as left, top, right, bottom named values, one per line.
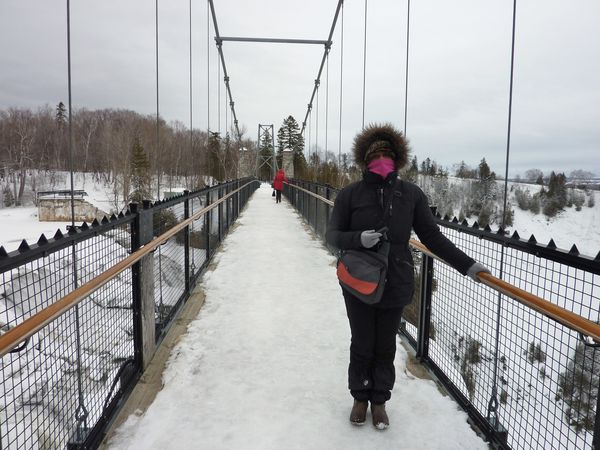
left=1, top=1, right=600, bottom=450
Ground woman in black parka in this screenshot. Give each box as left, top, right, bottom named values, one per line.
left=326, top=123, right=490, bottom=430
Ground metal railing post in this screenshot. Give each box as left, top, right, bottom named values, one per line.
left=130, top=202, right=142, bottom=368
left=236, top=180, right=240, bottom=219
left=593, top=384, right=600, bottom=449
left=302, top=181, right=306, bottom=219
left=416, top=253, right=433, bottom=360
left=205, top=191, right=211, bottom=260
left=315, top=185, right=319, bottom=236
left=218, top=184, right=223, bottom=242
left=325, top=185, right=331, bottom=240
left=130, top=201, right=155, bottom=369
left=226, top=183, right=230, bottom=229
left=302, top=181, right=307, bottom=220
left=183, top=190, right=190, bottom=294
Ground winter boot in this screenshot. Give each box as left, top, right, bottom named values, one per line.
left=349, top=400, right=368, bottom=425
left=371, top=402, right=389, bottom=430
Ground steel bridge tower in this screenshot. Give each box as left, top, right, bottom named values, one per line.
left=256, top=124, right=277, bottom=181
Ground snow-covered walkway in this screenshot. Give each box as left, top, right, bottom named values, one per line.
left=107, top=184, right=487, bottom=450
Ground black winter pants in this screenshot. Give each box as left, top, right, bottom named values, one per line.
left=343, top=292, right=404, bottom=404
left=275, top=190, right=282, bottom=203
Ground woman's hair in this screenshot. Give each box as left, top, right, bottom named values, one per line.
left=352, top=123, right=410, bottom=170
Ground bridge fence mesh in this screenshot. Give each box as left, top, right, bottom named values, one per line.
left=284, top=179, right=600, bottom=450
left=0, top=178, right=258, bottom=449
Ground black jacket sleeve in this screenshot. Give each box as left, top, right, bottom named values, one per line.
left=412, top=187, right=475, bottom=275
left=325, top=187, right=363, bottom=250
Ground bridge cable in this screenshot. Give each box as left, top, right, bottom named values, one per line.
left=308, top=105, right=312, bottom=165
left=403, top=0, right=410, bottom=135
left=208, top=0, right=242, bottom=141
left=315, top=81, right=320, bottom=164
left=325, top=51, right=329, bottom=164
left=188, top=0, right=195, bottom=271
left=155, top=0, right=161, bottom=199
left=487, top=0, right=518, bottom=423
left=218, top=55, right=221, bottom=134
left=155, top=0, right=165, bottom=326
left=206, top=0, right=211, bottom=182
left=66, top=0, right=89, bottom=433
left=361, top=0, right=368, bottom=129
left=337, top=2, right=344, bottom=168
left=301, top=0, right=343, bottom=137
left=189, top=0, right=193, bottom=166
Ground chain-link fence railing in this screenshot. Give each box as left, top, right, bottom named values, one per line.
left=0, top=178, right=258, bottom=450
left=284, top=179, right=600, bottom=450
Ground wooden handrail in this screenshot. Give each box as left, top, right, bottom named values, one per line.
left=287, top=182, right=333, bottom=205
left=287, top=182, right=600, bottom=342
left=0, top=181, right=258, bottom=357
left=409, top=239, right=600, bottom=342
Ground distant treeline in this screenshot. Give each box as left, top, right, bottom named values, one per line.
left=1, top=104, right=595, bottom=214
left=0, top=103, right=256, bottom=205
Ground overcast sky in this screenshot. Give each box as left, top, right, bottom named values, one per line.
left=1, top=0, right=599, bottom=177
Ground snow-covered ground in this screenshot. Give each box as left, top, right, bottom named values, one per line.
left=1, top=174, right=597, bottom=448
left=510, top=198, right=600, bottom=256
left=106, top=185, right=487, bottom=450
left=0, top=206, right=72, bottom=252
left=2, top=173, right=598, bottom=257
left=498, top=179, right=600, bottom=257
left=3, top=175, right=599, bottom=258
left=439, top=177, right=600, bottom=258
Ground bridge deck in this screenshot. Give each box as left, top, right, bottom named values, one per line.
left=105, top=184, right=486, bottom=449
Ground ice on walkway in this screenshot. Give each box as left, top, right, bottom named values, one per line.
left=107, top=184, right=487, bottom=450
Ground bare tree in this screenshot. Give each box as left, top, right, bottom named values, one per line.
left=569, top=169, right=595, bottom=182
left=74, top=109, right=99, bottom=173
left=3, top=108, right=37, bottom=205
left=524, top=168, right=543, bottom=183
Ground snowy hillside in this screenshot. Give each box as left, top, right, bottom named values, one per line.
left=421, top=176, right=600, bottom=258
left=500, top=180, right=599, bottom=257
left=1, top=172, right=599, bottom=258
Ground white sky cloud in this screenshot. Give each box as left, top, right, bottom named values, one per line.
left=1, top=0, right=598, bottom=176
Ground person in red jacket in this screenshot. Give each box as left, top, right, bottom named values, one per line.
left=272, top=169, right=288, bottom=203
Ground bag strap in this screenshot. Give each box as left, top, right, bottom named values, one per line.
left=381, top=178, right=402, bottom=227
left=377, top=179, right=402, bottom=258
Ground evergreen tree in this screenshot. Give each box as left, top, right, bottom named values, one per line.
left=478, top=158, right=495, bottom=181
left=455, top=160, right=476, bottom=179
left=56, top=102, right=67, bottom=129
left=2, top=185, right=14, bottom=207
left=420, top=157, right=432, bottom=175
left=557, top=340, right=600, bottom=432
left=429, top=161, right=439, bottom=176
left=403, top=155, right=419, bottom=182
left=470, top=158, right=497, bottom=221
left=542, top=171, right=567, bottom=217
left=129, top=137, right=151, bottom=203
left=277, top=115, right=306, bottom=175
left=547, top=171, right=567, bottom=200
left=207, top=131, right=224, bottom=181
left=535, top=174, right=544, bottom=185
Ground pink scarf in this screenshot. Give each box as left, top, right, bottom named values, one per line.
left=368, top=158, right=395, bottom=179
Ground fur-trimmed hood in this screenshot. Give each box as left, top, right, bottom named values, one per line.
left=352, top=123, right=409, bottom=170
